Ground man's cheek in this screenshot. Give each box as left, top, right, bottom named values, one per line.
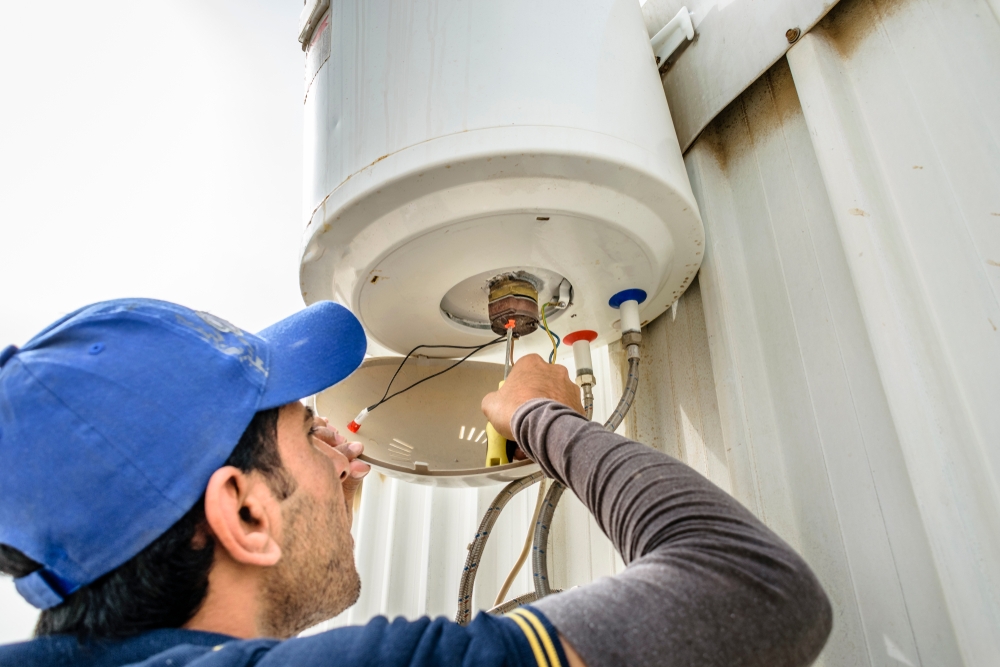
left=309, top=463, right=343, bottom=500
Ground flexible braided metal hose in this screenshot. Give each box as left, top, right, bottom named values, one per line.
left=531, top=355, right=641, bottom=599
left=455, top=471, right=543, bottom=625
left=485, top=588, right=561, bottom=615
left=604, top=355, right=640, bottom=433
left=487, top=591, right=538, bottom=615
left=531, top=478, right=567, bottom=598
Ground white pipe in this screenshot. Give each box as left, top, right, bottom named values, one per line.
left=572, top=339, right=594, bottom=373
left=620, top=299, right=641, bottom=333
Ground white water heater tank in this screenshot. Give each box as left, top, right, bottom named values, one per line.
left=299, top=0, right=704, bottom=357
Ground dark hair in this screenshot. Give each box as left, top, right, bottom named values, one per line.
left=0, top=407, right=293, bottom=640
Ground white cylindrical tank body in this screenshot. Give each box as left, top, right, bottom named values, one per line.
left=299, top=0, right=703, bottom=356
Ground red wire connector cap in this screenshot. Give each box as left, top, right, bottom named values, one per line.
left=505, top=319, right=516, bottom=330
left=563, top=330, right=598, bottom=345
left=347, top=407, right=369, bottom=433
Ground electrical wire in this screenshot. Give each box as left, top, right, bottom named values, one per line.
left=539, top=303, right=559, bottom=364
left=368, top=337, right=505, bottom=413
left=546, top=331, right=561, bottom=364
left=494, top=477, right=547, bottom=607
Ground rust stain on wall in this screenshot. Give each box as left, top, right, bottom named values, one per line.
left=816, top=0, right=910, bottom=58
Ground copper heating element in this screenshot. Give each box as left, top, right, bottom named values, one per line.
left=487, top=276, right=540, bottom=337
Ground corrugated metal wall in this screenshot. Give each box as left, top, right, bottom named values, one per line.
left=682, top=54, right=963, bottom=667
left=317, top=1, right=1000, bottom=664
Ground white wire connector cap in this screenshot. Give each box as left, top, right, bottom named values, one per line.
left=347, top=407, right=369, bottom=433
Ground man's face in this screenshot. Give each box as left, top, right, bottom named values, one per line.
left=257, top=401, right=361, bottom=637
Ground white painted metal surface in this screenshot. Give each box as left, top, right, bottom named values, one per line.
left=784, top=2, right=1000, bottom=662
left=685, top=58, right=963, bottom=666
left=666, top=1, right=999, bottom=663
left=640, top=0, right=842, bottom=150
left=298, top=0, right=704, bottom=359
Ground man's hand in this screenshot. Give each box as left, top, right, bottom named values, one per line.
left=481, top=354, right=584, bottom=441
left=312, top=417, right=369, bottom=516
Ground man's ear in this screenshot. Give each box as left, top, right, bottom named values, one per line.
left=204, top=466, right=282, bottom=567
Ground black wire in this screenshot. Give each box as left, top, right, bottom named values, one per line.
left=373, top=338, right=504, bottom=406
left=368, top=337, right=505, bottom=412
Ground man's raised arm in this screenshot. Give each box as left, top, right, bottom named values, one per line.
left=483, top=355, right=832, bottom=667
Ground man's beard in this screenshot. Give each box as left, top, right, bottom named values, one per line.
left=257, top=492, right=361, bottom=638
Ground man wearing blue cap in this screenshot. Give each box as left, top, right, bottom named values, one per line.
left=0, top=299, right=832, bottom=667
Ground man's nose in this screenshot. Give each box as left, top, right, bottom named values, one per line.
left=323, top=440, right=351, bottom=481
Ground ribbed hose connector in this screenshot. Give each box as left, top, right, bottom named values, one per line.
left=456, top=471, right=543, bottom=625
left=582, top=383, right=595, bottom=421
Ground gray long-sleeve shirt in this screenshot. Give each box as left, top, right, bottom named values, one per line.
left=511, top=399, right=833, bottom=667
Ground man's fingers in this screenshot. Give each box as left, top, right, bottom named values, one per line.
left=481, top=390, right=499, bottom=418
left=313, top=424, right=348, bottom=448
left=482, top=352, right=587, bottom=433
left=348, top=459, right=370, bottom=479
left=334, top=440, right=364, bottom=462
left=481, top=390, right=515, bottom=440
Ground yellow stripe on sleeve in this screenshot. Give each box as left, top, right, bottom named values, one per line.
left=507, top=611, right=550, bottom=667
left=510, top=609, right=563, bottom=667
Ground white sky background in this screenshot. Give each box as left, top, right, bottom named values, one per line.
left=0, top=0, right=306, bottom=641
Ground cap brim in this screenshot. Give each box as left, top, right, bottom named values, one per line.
left=255, top=302, right=367, bottom=409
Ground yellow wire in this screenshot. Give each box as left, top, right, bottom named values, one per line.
left=540, top=303, right=557, bottom=364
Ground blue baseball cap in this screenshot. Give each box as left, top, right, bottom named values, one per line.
left=0, top=298, right=366, bottom=609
